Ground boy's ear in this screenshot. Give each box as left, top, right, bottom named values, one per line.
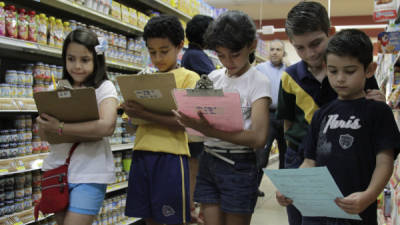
left=250, top=39, right=257, bottom=52
left=328, top=26, right=336, bottom=37
left=177, top=40, right=184, bottom=50
left=366, top=62, right=377, bottom=78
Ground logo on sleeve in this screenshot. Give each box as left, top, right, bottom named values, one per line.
left=339, top=134, right=354, bottom=150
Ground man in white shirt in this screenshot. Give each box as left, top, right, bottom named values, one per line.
left=255, top=39, right=288, bottom=196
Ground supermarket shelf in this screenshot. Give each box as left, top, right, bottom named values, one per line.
left=107, top=60, right=144, bottom=72
left=25, top=213, right=54, bottom=225
left=107, top=181, right=128, bottom=193
left=111, top=143, right=134, bottom=152
left=0, top=36, right=143, bottom=72
left=0, top=153, right=49, bottom=163
left=136, top=0, right=191, bottom=22
left=38, top=0, right=143, bottom=35
left=0, top=110, right=38, bottom=113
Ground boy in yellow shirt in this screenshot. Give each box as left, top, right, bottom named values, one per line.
left=121, top=15, right=199, bottom=225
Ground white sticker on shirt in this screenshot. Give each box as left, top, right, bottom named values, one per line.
left=162, top=205, right=176, bottom=217
left=339, top=134, right=354, bottom=150
left=135, top=89, right=162, bottom=99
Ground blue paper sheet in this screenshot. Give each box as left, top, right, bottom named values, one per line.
left=264, top=167, right=362, bottom=220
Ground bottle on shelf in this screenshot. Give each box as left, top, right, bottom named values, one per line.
left=54, top=19, right=64, bottom=48
left=17, top=8, right=28, bottom=40
left=5, top=5, right=17, bottom=39
left=47, top=16, right=56, bottom=47
left=27, top=10, right=37, bottom=42
left=0, top=2, right=5, bottom=36
left=37, top=13, right=48, bottom=45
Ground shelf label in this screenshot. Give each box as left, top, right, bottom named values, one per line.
left=24, top=42, right=36, bottom=48
left=0, top=169, right=8, bottom=173
left=16, top=166, right=26, bottom=171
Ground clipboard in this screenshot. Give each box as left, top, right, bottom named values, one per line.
left=33, top=83, right=100, bottom=144
left=116, top=73, right=177, bottom=125
left=172, top=75, right=244, bottom=136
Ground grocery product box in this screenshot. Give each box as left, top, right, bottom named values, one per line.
left=111, top=1, right=121, bottom=20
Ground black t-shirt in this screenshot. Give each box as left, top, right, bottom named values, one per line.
left=304, top=98, right=400, bottom=224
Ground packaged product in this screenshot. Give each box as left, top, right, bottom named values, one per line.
left=27, top=11, right=37, bottom=42
left=5, top=5, right=17, bottom=38
left=63, top=21, right=71, bottom=38
left=0, top=2, right=5, bottom=36
left=17, top=8, right=28, bottom=40
left=54, top=19, right=63, bottom=48
left=48, top=16, right=55, bottom=47
left=37, top=13, right=48, bottom=45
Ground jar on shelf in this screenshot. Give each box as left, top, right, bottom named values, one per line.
left=25, top=141, right=32, bottom=155
left=16, top=71, right=25, bottom=85
left=9, top=84, right=17, bottom=98
left=25, top=85, right=33, bottom=98
left=5, top=70, right=17, bottom=85
left=0, top=83, right=11, bottom=98
left=16, top=84, right=25, bottom=98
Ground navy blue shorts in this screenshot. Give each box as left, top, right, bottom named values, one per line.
left=125, top=151, right=190, bottom=224
left=189, top=142, right=204, bottom=158
left=193, top=151, right=259, bottom=214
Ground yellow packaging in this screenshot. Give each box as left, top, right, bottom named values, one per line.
left=170, top=0, right=177, bottom=8
left=54, top=19, right=64, bottom=48
left=137, top=12, right=146, bottom=29
left=111, top=1, right=121, bottom=20
left=37, top=13, right=48, bottom=45
left=128, top=8, right=137, bottom=26
left=48, top=16, right=56, bottom=47
left=121, top=4, right=129, bottom=24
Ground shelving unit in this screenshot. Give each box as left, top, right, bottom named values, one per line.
left=0, top=36, right=144, bottom=72
left=38, top=0, right=143, bottom=35
left=136, top=0, right=191, bottom=22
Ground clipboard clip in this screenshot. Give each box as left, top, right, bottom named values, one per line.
left=56, top=79, right=73, bottom=90
left=186, top=75, right=224, bottom=96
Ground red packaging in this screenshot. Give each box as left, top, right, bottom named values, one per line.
left=28, top=10, right=37, bottom=42
left=5, top=5, right=17, bottom=38
left=17, top=8, right=28, bottom=40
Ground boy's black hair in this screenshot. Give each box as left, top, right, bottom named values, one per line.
left=62, top=28, right=108, bottom=88
left=285, top=1, right=330, bottom=38
left=204, top=10, right=256, bottom=52
left=143, top=15, right=184, bottom=47
left=325, top=29, right=373, bottom=70
left=186, top=14, right=214, bottom=48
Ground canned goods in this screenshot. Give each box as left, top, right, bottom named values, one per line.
left=9, top=129, right=17, bottom=142
left=25, top=141, right=32, bottom=155
left=14, top=198, right=24, bottom=212
left=15, top=174, right=25, bottom=188
left=17, top=71, right=25, bottom=85
left=24, top=196, right=32, bottom=209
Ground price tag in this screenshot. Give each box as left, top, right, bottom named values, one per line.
left=24, top=42, right=35, bottom=48
left=0, top=169, right=8, bottom=173
left=16, top=166, right=26, bottom=171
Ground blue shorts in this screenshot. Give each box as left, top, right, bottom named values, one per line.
left=194, top=151, right=259, bottom=214
left=125, top=151, right=190, bottom=225
left=68, top=183, right=107, bottom=215
left=189, top=142, right=204, bottom=158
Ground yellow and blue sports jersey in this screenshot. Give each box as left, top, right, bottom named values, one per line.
left=277, top=60, right=379, bottom=149
left=132, top=67, right=199, bottom=156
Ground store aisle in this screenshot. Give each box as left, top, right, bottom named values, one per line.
left=251, top=157, right=289, bottom=225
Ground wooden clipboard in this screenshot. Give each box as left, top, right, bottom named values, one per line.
left=33, top=88, right=100, bottom=144
left=116, top=73, right=177, bottom=125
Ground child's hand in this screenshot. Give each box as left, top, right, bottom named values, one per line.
left=36, top=113, right=60, bottom=133
left=366, top=89, right=386, bottom=102
left=172, top=110, right=212, bottom=134
left=335, top=191, right=372, bottom=214
left=276, top=191, right=293, bottom=206
left=121, top=101, right=147, bottom=118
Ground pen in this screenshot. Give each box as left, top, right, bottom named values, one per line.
left=51, top=74, right=57, bottom=89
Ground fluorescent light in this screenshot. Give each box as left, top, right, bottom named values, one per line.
left=335, top=24, right=387, bottom=31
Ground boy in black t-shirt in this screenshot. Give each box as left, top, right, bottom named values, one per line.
left=290, top=29, right=400, bottom=225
